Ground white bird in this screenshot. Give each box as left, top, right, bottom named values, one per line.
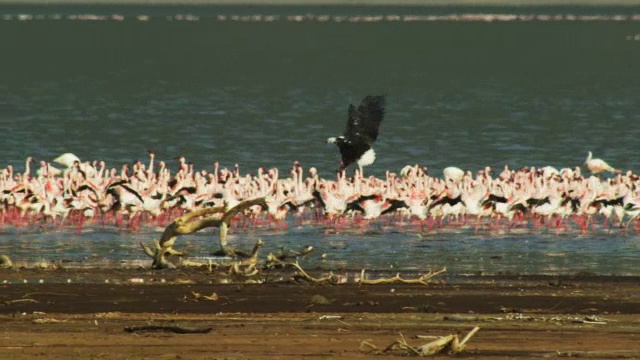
left=540, top=166, right=560, bottom=178
left=585, top=151, right=620, bottom=174
left=53, top=153, right=81, bottom=168
left=625, top=201, right=640, bottom=232
left=52, top=152, right=99, bottom=178
left=443, top=166, right=464, bottom=183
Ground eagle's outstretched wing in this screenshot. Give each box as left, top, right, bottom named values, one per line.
left=344, top=95, right=385, bottom=145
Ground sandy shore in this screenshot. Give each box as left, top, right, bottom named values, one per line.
left=2, top=268, right=640, bottom=359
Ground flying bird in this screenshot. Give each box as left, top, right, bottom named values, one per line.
left=326, top=95, right=386, bottom=174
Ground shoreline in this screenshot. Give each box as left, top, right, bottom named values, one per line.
left=4, top=267, right=640, bottom=284
left=3, top=269, right=640, bottom=358
left=1, top=0, right=640, bottom=6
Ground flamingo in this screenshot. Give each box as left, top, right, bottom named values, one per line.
left=540, top=166, right=560, bottom=179
left=585, top=151, right=620, bottom=174
left=7, top=150, right=640, bottom=234
left=428, top=187, right=466, bottom=224
left=443, top=166, right=465, bottom=183
left=345, top=194, right=407, bottom=220
left=624, top=201, right=640, bottom=232
left=53, top=153, right=81, bottom=168
left=312, top=184, right=350, bottom=219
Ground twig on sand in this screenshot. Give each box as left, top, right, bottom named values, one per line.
left=362, top=326, right=480, bottom=356
left=190, top=291, right=219, bottom=301
left=124, top=325, right=213, bottom=334
left=358, top=268, right=447, bottom=286
left=266, top=255, right=446, bottom=286
left=266, top=255, right=336, bottom=283
left=359, top=340, right=381, bottom=353
left=290, top=261, right=337, bottom=283
left=5, top=298, right=38, bottom=305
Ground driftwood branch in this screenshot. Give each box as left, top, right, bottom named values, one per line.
left=358, top=268, right=447, bottom=285
left=265, top=253, right=336, bottom=283
left=141, top=197, right=268, bottom=268
left=124, top=325, right=213, bottom=334
left=363, top=327, right=480, bottom=357
left=273, top=246, right=314, bottom=261
left=5, top=298, right=38, bottom=305
left=172, top=239, right=265, bottom=278
left=190, top=291, right=219, bottom=301
left=228, top=239, right=264, bottom=277
left=265, top=255, right=446, bottom=286
left=0, top=254, right=13, bottom=268
left=290, top=261, right=337, bottom=283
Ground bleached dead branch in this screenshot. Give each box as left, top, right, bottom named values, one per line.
left=358, top=268, right=447, bottom=286
left=362, top=327, right=480, bottom=356
left=141, top=197, right=268, bottom=268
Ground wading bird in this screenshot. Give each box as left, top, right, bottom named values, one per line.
left=585, top=151, right=620, bottom=174
left=327, top=95, right=386, bottom=174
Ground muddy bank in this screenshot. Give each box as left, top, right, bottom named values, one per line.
left=2, top=269, right=640, bottom=358
left=2, top=271, right=640, bottom=315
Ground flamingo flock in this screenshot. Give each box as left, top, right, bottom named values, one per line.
left=1, top=151, right=639, bottom=234
left=6, top=12, right=640, bottom=23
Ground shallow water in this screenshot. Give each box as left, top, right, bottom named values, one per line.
left=3, top=218, right=640, bottom=276
left=1, top=4, right=640, bottom=274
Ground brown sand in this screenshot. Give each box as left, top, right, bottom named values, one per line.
left=2, top=268, right=640, bottom=359
left=2, top=0, right=639, bottom=6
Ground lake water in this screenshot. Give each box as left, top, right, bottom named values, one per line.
left=1, top=4, right=640, bottom=276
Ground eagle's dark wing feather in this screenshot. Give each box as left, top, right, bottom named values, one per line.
left=344, top=104, right=359, bottom=139
left=358, top=95, right=385, bottom=143
left=344, top=95, right=385, bottom=145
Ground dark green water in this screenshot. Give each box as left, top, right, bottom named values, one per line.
left=1, top=5, right=640, bottom=274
